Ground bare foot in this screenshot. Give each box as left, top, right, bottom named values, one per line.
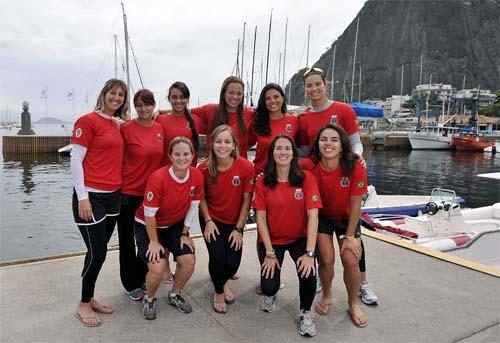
left=224, top=286, right=235, bottom=304
left=90, top=298, right=114, bottom=314
left=76, top=302, right=101, bottom=327
left=213, top=293, right=227, bottom=313
left=348, top=304, right=368, bottom=328
left=315, top=296, right=333, bottom=315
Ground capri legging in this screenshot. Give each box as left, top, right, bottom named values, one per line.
left=200, top=218, right=243, bottom=294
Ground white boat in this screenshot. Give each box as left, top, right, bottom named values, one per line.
left=408, top=125, right=460, bottom=150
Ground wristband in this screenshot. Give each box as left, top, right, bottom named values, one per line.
left=234, top=227, right=244, bottom=234
left=205, top=219, right=213, bottom=224
left=339, top=235, right=356, bottom=241
left=181, top=232, right=190, bottom=237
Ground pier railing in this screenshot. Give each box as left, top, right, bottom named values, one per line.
left=2, top=136, right=71, bottom=154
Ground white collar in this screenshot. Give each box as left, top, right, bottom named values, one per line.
left=169, top=166, right=190, bottom=183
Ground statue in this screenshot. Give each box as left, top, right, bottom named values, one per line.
left=17, top=101, right=35, bottom=135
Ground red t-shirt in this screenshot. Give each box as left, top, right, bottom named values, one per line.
left=121, top=120, right=164, bottom=196
left=191, top=103, right=256, bottom=158
left=252, top=171, right=322, bottom=245
left=252, top=115, right=299, bottom=174
left=298, top=101, right=359, bottom=146
left=198, top=157, right=255, bottom=224
left=300, top=158, right=367, bottom=220
left=72, top=111, right=123, bottom=191
left=135, top=166, right=204, bottom=227
left=156, top=113, right=204, bottom=166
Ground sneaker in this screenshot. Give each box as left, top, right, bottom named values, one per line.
left=168, top=292, right=193, bottom=313
left=128, top=288, right=145, bottom=301
left=358, top=282, right=379, bottom=305
left=141, top=297, right=157, bottom=320
left=298, top=309, right=316, bottom=337
left=315, top=275, right=322, bottom=293
left=260, top=295, right=276, bottom=313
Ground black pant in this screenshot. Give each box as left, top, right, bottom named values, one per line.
left=116, top=194, right=148, bottom=292
left=360, top=239, right=366, bottom=273
left=200, top=218, right=243, bottom=294
left=257, top=238, right=316, bottom=311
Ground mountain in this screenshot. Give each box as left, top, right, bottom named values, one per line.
left=286, top=0, right=500, bottom=105
left=33, top=117, right=72, bottom=125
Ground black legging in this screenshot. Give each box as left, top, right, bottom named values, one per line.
left=116, top=194, right=148, bottom=292
left=78, top=216, right=116, bottom=302
left=257, top=238, right=316, bottom=311
left=359, top=239, right=366, bottom=273
left=200, top=218, right=243, bottom=294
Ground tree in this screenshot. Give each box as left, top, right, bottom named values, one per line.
left=402, top=99, right=417, bottom=109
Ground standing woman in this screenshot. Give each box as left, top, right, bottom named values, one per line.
left=253, top=83, right=299, bottom=174
left=198, top=125, right=254, bottom=314
left=301, top=124, right=368, bottom=327
left=299, top=68, right=378, bottom=306
left=191, top=76, right=255, bottom=158
left=71, top=78, right=128, bottom=327
left=156, top=81, right=203, bottom=166
left=134, top=137, right=203, bottom=320
left=117, top=89, right=164, bottom=301
left=252, top=134, right=322, bottom=337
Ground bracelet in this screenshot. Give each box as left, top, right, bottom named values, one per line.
left=340, top=235, right=356, bottom=241
left=205, top=219, right=213, bottom=224
left=234, top=227, right=244, bottom=234
left=181, top=232, right=190, bottom=237
left=265, top=249, right=276, bottom=259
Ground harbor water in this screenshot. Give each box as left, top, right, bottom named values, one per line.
left=1, top=126, right=499, bottom=262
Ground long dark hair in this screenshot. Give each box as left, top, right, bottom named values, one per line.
left=264, top=134, right=304, bottom=188
left=213, top=76, right=246, bottom=134
left=95, top=78, right=129, bottom=120
left=310, top=124, right=358, bottom=176
left=168, top=81, right=199, bottom=150
left=254, top=83, right=287, bottom=136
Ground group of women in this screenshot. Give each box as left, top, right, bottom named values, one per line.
left=71, top=68, right=377, bottom=336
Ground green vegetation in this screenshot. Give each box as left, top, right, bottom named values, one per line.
left=479, top=89, right=500, bottom=117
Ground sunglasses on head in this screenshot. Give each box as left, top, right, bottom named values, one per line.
left=304, top=67, right=324, bottom=76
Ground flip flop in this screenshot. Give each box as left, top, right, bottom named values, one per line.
left=75, top=312, right=101, bottom=327
left=230, top=274, right=240, bottom=280
left=348, top=308, right=368, bottom=328
left=90, top=302, right=114, bottom=314
left=315, top=300, right=332, bottom=315
left=213, top=297, right=227, bottom=314
left=224, top=287, right=236, bottom=304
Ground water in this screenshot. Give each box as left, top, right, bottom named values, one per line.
left=1, top=126, right=499, bottom=262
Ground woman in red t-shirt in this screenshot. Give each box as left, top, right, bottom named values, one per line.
left=301, top=124, right=368, bottom=328
left=117, top=89, right=164, bottom=302
left=252, top=134, right=321, bottom=337
left=156, top=81, right=202, bottom=166
left=198, top=125, right=254, bottom=314
left=71, top=79, right=128, bottom=327
left=253, top=83, right=299, bottom=174
left=191, top=76, right=255, bottom=158
left=134, top=137, right=203, bottom=319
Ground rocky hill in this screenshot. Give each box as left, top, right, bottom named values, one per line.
left=287, top=0, right=500, bottom=105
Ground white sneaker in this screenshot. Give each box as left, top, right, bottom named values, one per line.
left=315, top=275, right=322, bottom=293
left=298, top=309, right=316, bottom=337
left=358, top=282, right=378, bottom=305
left=260, top=295, right=276, bottom=313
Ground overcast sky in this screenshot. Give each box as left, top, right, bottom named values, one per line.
left=1, top=0, right=366, bottom=122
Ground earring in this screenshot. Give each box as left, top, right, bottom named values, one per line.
left=339, top=151, right=343, bottom=158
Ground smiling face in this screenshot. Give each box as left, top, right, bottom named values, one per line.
left=265, top=89, right=284, bottom=115
left=273, top=137, right=293, bottom=167
left=304, top=74, right=327, bottom=104
left=224, top=82, right=244, bottom=112
left=169, top=87, right=189, bottom=115
left=169, top=142, right=193, bottom=172
left=103, top=85, right=126, bottom=115
left=318, top=128, right=341, bottom=160
left=134, top=98, right=154, bottom=121
left=213, top=129, right=235, bottom=160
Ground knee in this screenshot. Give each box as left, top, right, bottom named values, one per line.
left=319, top=255, right=334, bottom=268
left=179, top=254, right=196, bottom=271
left=341, top=255, right=360, bottom=272
left=261, top=281, right=279, bottom=297
left=147, top=265, right=164, bottom=279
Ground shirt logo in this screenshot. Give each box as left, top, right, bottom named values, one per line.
left=75, top=128, right=83, bottom=138
left=285, top=123, right=292, bottom=133
left=341, top=177, right=350, bottom=188
left=147, top=191, right=154, bottom=201
left=330, top=115, right=338, bottom=124
left=156, top=133, right=163, bottom=141
left=357, top=181, right=365, bottom=189
left=294, top=189, right=304, bottom=200
left=312, top=194, right=319, bottom=202
left=250, top=178, right=255, bottom=185
left=232, top=175, right=241, bottom=186
left=190, top=186, right=195, bottom=197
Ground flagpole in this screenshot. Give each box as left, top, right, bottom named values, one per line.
left=72, top=88, right=75, bottom=119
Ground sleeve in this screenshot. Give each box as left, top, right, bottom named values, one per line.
left=296, top=113, right=308, bottom=146
left=192, top=114, right=206, bottom=136
left=72, top=116, right=94, bottom=148
left=246, top=108, right=257, bottom=148
left=349, top=132, right=364, bottom=156
left=251, top=179, right=267, bottom=211
left=70, top=144, right=88, bottom=200
left=343, top=104, right=360, bottom=135
left=350, top=163, right=368, bottom=196
left=304, top=172, right=323, bottom=210
left=299, top=158, right=314, bottom=172
left=190, top=104, right=210, bottom=135
left=183, top=200, right=200, bottom=227
left=193, top=169, right=204, bottom=201
left=243, top=160, right=256, bottom=193
left=143, top=171, right=162, bottom=209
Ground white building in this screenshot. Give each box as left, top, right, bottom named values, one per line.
left=454, top=88, right=496, bottom=106
left=380, top=95, right=411, bottom=117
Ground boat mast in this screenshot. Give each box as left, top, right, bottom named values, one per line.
left=350, top=17, right=359, bottom=102
left=358, top=64, right=362, bottom=102
left=304, top=25, right=311, bottom=105
left=114, top=35, right=118, bottom=78
left=265, top=9, right=273, bottom=84
left=282, top=17, right=288, bottom=89
left=241, top=22, right=246, bottom=84
left=236, top=39, right=240, bottom=78
left=331, top=44, right=336, bottom=99
left=121, top=2, right=130, bottom=120
left=250, top=26, right=257, bottom=106
left=400, top=64, right=404, bottom=96
left=278, top=53, right=281, bottom=85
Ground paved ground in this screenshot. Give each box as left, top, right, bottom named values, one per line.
left=1, top=230, right=499, bottom=342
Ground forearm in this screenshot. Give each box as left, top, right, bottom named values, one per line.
left=236, top=193, right=251, bottom=229
left=145, top=216, right=159, bottom=242
left=305, top=208, right=318, bottom=252
left=199, top=199, right=211, bottom=221
left=256, top=210, right=274, bottom=252
left=346, top=195, right=362, bottom=236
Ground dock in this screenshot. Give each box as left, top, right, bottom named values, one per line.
left=2, top=136, right=70, bottom=153
left=1, top=230, right=499, bottom=342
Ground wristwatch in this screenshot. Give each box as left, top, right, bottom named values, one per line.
left=304, top=250, right=315, bottom=257
left=339, top=235, right=356, bottom=241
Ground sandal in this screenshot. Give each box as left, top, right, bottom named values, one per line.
left=230, top=273, right=240, bottom=280
left=213, top=296, right=227, bottom=314
left=315, top=300, right=332, bottom=315
left=90, top=300, right=114, bottom=314
left=224, top=286, right=235, bottom=304
left=75, top=312, right=101, bottom=327
left=348, top=306, right=368, bottom=328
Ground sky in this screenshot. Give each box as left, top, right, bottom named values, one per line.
left=0, top=0, right=366, bottom=122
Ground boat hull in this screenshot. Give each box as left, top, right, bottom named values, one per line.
left=452, top=136, right=495, bottom=151
left=408, top=133, right=454, bottom=150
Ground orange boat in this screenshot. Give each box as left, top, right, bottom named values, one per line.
left=452, top=133, right=495, bottom=151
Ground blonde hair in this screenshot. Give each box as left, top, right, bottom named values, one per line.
left=206, top=125, right=239, bottom=184
left=95, top=79, right=129, bottom=120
